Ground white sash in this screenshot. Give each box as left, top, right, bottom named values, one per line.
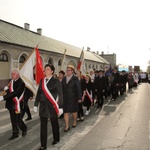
left=9, top=80, right=24, bottom=114
left=42, top=78, right=60, bottom=115
left=85, top=89, right=93, bottom=103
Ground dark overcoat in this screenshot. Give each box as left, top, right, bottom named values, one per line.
left=94, top=76, right=106, bottom=92
left=61, top=75, right=82, bottom=113
left=24, top=87, right=33, bottom=102
left=34, top=77, right=63, bottom=118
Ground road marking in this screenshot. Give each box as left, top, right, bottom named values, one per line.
left=60, top=114, right=105, bottom=150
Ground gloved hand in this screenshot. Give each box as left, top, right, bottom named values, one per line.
left=0, top=96, right=4, bottom=101
left=4, top=86, right=9, bottom=91
left=34, top=106, right=38, bottom=113
left=58, top=108, right=63, bottom=117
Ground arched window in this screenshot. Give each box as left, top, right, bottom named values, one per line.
left=58, top=59, right=62, bottom=66
left=48, top=58, right=53, bottom=65
left=0, top=53, right=8, bottom=62
left=68, top=60, right=76, bottom=68
left=96, top=64, right=98, bottom=69
left=19, top=55, right=26, bottom=63
left=89, top=64, right=91, bottom=69
left=92, top=64, right=95, bottom=69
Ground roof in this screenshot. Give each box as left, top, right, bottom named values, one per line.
left=0, top=19, right=109, bottom=64
left=92, top=52, right=109, bottom=64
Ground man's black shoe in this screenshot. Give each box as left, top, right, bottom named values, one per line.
left=22, top=130, right=27, bottom=137
left=97, top=105, right=100, bottom=108
left=51, top=140, right=59, bottom=145
left=25, top=117, right=32, bottom=121
left=9, top=134, right=19, bottom=140
left=38, top=147, right=46, bottom=150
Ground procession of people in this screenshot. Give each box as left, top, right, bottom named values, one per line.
left=0, top=64, right=148, bottom=150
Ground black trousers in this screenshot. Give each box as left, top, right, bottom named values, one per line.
left=111, top=85, right=118, bottom=100
left=21, top=100, right=32, bottom=118
left=40, top=116, right=60, bottom=148
left=77, top=102, right=84, bottom=118
left=97, top=90, right=104, bottom=107
left=9, top=109, right=27, bottom=135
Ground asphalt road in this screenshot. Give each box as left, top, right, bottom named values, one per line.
left=0, top=83, right=150, bottom=150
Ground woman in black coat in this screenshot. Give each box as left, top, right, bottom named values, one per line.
left=61, top=65, right=82, bottom=131
left=34, top=64, right=63, bottom=150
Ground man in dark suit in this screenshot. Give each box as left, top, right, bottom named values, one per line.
left=0, top=68, right=27, bottom=140
left=94, top=70, right=106, bottom=108
left=34, top=64, right=63, bottom=150
left=111, top=67, right=120, bottom=100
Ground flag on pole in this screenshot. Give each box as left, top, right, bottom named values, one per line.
left=20, top=47, right=44, bottom=94
left=35, top=47, right=44, bottom=84
left=77, top=47, right=86, bottom=75
left=60, top=49, right=67, bottom=71
left=106, top=63, right=112, bottom=76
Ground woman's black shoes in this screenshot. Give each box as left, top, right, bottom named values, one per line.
left=64, top=127, right=70, bottom=132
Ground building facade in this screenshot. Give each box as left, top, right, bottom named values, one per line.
left=100, top=51, right=116, bottom=68
left=0, top=20, right=109, bottom=89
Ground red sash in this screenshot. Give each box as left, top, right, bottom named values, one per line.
left=42, top=78, right=59, bottom=114
left=85, top=89, right=93, bottom=103
left=9, top=80, right=24, bottom=114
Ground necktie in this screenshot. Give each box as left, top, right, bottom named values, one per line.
left=46, top=79, right=49, bottom=84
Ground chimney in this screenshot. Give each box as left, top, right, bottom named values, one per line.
left=24, top=23, right=30, bottom=30
left=97, top=51, right=99, bottom=55
left=37, top=28, right=42, bottom=35
left=87, top=47, right=90, bottom=51
left=101, top=51, right=104, bottom=55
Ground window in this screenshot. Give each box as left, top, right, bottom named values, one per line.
left=96, top=64, right=98, bottom=69
left=89, top=64, right=91, bottom=69
left=92, top=64, right=95, bottom=69
left=48, top=58, right=53, bottom=65
left=19, top=56, right=26, bottom=63
left=0, top=53, right=8, bottom=62
left=58, top=59, right=62, bottom=66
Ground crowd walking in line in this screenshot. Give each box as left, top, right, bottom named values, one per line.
left=0, top=64, right=149, bottom=150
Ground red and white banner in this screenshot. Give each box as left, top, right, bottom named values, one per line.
left=77, top=48, right=86, bottom=75
left=77, top=49, right=84, bottom=70
left=9, top=80, right=24, bottom=114
left=20, top=47, right=44, bottom=95
left=35, top=47, right=44, bottom=84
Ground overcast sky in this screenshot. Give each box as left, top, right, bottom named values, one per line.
left=1, top=0, right=150, bottom=71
